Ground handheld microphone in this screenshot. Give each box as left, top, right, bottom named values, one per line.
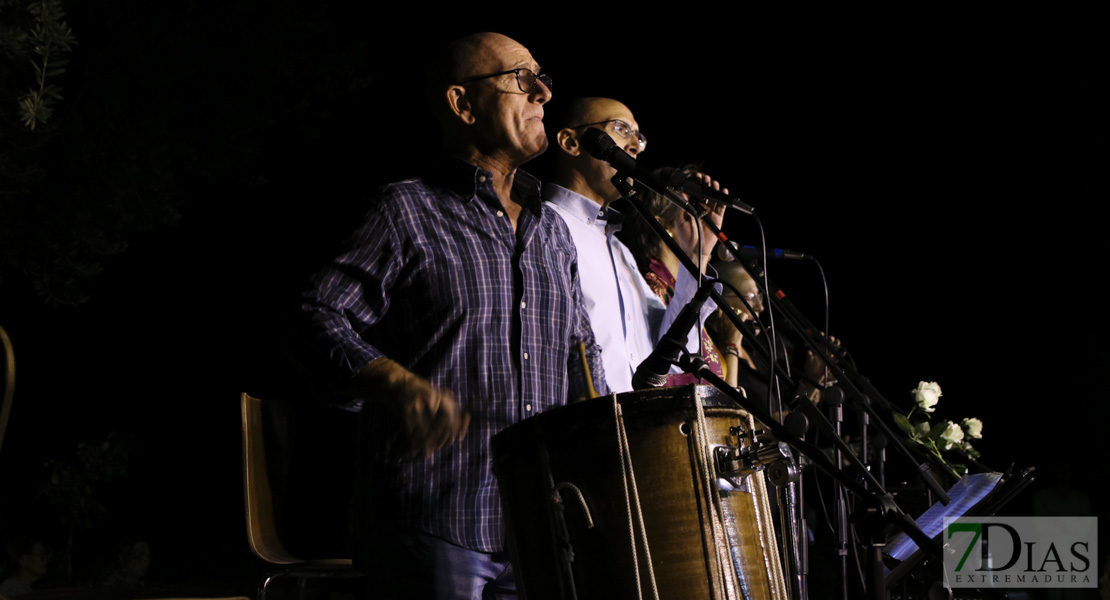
left=580, top=128, right=754, bottom=214
left=581, top=128, right=669, bottom=192
left=659, top=167, right=756, bottom=214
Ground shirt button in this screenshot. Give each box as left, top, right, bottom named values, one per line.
left=496, top=210, right=504, bottom=217
left=479, top=175, right=487, bottom=183
left=520, top=300, right=527, bottom=309
left=525, top=403, right=532, bottom=412
left=630, top=352, right=637, bottom=362
left=523, top=352, right=529, bottom=360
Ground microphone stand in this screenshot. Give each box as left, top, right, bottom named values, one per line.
left=715, top=255, right=954, bottom=600
left=636, top=176, right=953, bottom=509
left=611, top=176, right=938, bottom=600
left=726, top=259, right=954, bottom=505
left=712, top=232, right=953, bottom=600
left=680, top=356, right=942, bottom=600
left=821, top=380, right=851, bottom=600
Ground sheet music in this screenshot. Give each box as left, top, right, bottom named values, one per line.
left=886, top=472, right=1003, bottom=561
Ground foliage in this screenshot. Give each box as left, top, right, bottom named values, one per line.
left=1, top=0, right=93, bottom=305
left=1, top=0, right=370, bottom=305
left=30, top=430, right=136, bottom=583
left=10, top=0, right=76, bottom=129
left=37, top=431, right=136, bottom=531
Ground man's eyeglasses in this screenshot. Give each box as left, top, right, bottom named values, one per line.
left=455, top=68, right=553, bottom=94
left=570, top=119, right=647, bottom=151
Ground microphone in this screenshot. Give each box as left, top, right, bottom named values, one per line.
left=581, top=128, right=755, bottom=215
left=716, top=240, right=807, bottom=262
left=659, top=167, right=756, bottom=214
left=581, top=128, right=669, bottom=191
left=632, top=283, right=715, bottom=389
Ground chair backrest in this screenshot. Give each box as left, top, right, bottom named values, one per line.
left=0, top=325, right=14, bottom=457
left=241, top=392, right=300, bottom=565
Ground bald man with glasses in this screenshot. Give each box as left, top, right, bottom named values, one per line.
left=299, top=34, right=606, bottom=599
left=543, top=97, right=725, bottom=393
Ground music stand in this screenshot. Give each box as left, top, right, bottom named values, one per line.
left=883, top=466, right=1037, bottom=592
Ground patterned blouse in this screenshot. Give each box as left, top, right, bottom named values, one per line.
left=643, top=258, right=724, bottom=386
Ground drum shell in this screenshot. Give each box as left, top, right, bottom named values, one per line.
left=492, top=386, right=781, bottom=600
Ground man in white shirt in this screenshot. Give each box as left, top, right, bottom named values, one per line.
left=542, top=97, right=724, bottom=393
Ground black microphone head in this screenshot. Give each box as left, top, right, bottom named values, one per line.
left=580, top=127, right=617, bottom=161
left=822, top=385, right=846, bottom=407
left=784, top=410, right=811, bottom=438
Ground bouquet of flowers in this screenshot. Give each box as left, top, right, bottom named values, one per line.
left=893, top=381, right=983, bottom=477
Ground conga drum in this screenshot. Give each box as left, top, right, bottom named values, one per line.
left=492, top=385, right=790, bottom=600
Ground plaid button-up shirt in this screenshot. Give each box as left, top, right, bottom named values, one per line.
left=301, top=156, right=607, bottom=551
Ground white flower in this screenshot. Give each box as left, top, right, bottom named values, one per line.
left=912, top=381, right=942, bottom=413
left=939, top=421, right=964, bottom=450
left=962, top=418, right=983, bottom=439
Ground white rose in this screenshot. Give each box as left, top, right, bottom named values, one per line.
left=962, top=418, right=983, bottom=439
left=912, top=381, right=942, bottom=413
left=939, top=421, right=964, bottom=450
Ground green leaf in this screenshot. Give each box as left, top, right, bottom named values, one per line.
left=893, top=413, right=915, bottom=437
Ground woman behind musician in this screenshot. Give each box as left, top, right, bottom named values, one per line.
left=704, top=260, right=769, bottom=391
left=617, top=165, right=725, bottom=387
left=707, top=260, right=839, bottom=415
left=619, top=165, right=835, bottom=410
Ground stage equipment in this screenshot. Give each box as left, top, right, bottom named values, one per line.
left=493, top=385, right=791, bottom=600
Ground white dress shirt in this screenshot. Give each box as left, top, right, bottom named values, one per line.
left=544, top=183, right=715, bottom=393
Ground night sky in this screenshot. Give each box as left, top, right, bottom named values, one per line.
left=1, top=5, right=1105, bottom=592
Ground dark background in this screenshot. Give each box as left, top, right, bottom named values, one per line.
left=1, top=5, right=1105, bottom=592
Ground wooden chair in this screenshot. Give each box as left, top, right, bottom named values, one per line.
left=0, top=325, right=14, bottom=458
left=240, top=392, right=364, bottom=599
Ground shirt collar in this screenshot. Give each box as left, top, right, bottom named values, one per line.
left=430, top=154, right=543, bottom=217
left=542, top=183, right=625, bottom=234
